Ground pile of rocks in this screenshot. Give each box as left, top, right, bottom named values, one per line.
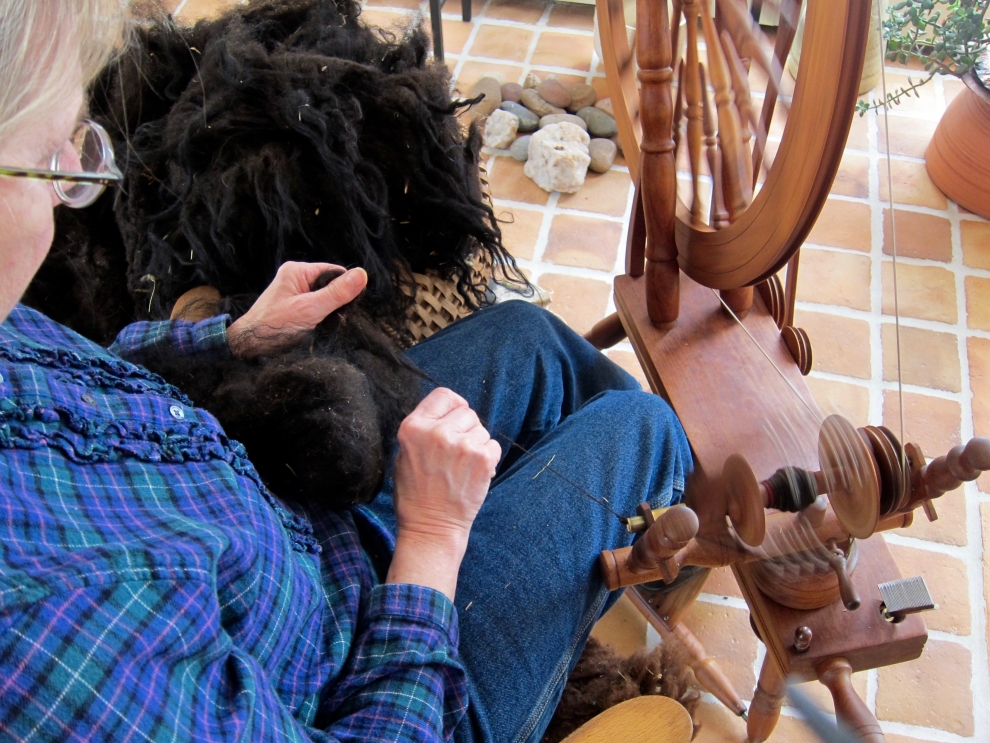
left=472, top=72, right=621, bottom=194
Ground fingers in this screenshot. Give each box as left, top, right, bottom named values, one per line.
left=311, top=267, right=367, bottom=314
left=413, top=387, right=470, bottom=421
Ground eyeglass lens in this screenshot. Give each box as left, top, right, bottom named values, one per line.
left=51, top=121, right=114, bottom=208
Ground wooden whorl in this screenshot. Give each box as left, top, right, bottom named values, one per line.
left=818, top=415, right=880, bottom=539
left=722, top=453, right=766, bottom=547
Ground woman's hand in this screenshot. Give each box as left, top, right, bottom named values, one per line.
left=386, top=388, right=502, bottom=600
left=227, top=262, right=368, bottom=358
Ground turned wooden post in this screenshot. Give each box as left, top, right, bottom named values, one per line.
left=818, top=657, right=885, bottom=742
left=681, top=0, right=704, bottom=225
left=747, top=656, right=786, bottom=742
left=700, top=65, right=729, bottom=229
left=637, top=0, right=679, bottom=325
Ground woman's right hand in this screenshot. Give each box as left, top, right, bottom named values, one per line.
left=386, top=388, right=502, bottom=600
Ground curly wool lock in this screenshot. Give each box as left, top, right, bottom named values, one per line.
left=28, top=0, right=522, bottom=343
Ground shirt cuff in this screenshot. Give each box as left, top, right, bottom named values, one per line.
left=365, top=583, right=459, bottom=647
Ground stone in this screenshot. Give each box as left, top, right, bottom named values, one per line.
left=520, top=88, right=566, bottom=117
left=566, top=83, right=597, bottom=113
left=501, top=82, right=524, bottom=103
left=595, top=97, right=614, bottom=117
left=523, top=71, right=542, bottom=89
left=483, top=109, right=519, bottom=149
left=537, top=77, right=571, bottom=108
left=469, top=76, right=502, bottom=119
left=510, top=135, right=532, bottom=161
left=576, top=106, right=618, bottom=138
left=500, top=101, right=540, bottom=132
left=539, top=113, right=588, bottom=131
left=610, top=135, right=623, bottom=155
left=524, top=122, right=591, bottom=194
left=588, top=138, right=617, bottom=173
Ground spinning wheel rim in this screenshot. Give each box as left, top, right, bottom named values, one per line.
left=818, top=415, right=880, bottom=539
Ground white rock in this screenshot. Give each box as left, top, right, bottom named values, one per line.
left=523, top=71, right=542, bottom=89
left=524, top=122, right=591, bottom=194
left=483, top=109, right=520, bottom=149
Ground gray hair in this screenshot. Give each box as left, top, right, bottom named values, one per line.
left=0, top=0, right=129, bottom=142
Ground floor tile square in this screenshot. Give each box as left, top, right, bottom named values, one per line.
left=794, top=309, right=871, bottom=378
left=878, top=115, right=938, bottom=159
left=547, top=3, right=595, bottom=31
left=881, top=324, right=961, bottom=392
left=531, top=31, right=594, bottom=72
left=806, top=377, right=871, bottom=424
left=807, top=199, right=872, bottom=252
left=544, top=214, right=622, bottom=271
left=961, top=219, right=990, bottom=270
left=454, top=60, right=525, bottom=93
left=482, top=0, right=545, bottom=22
left=879, top=158, right=949, bottom=210
left=883, top=208, right=952, bottom=262
left=556, top=170, right=631, bottom=217
left=831, top=151, right=870, bottom=199
left=877, top=640, right=973, bottom=735
left=882, top=390, right=962, bottom=457
left=496, top=206, right=544, bottom=260
left=965, top=275, right=990, bottom=331
left=797, top=248, right=872, bottom=311
left=537, top=274, right=611, bottom=334
left=881, top=261, right=957, bottom=324
left=467, top=24, right=533, bottom=62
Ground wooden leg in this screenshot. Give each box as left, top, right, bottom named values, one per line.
left=818, top=657, right=885, bottom=742
left=626, top=588, right=748, bottom=718
left=747, top=656, right=785, bottom=743
left=719, top=285, right=754, bottom=318
left=645, top=259, right=680, bottom=326
left=461, top=0, right=472, bottom=22
left=429, top=0, right=445, bottom=62
left=584, top=313, right=627, bottom=350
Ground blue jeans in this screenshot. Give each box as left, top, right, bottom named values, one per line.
left=360, top=301, right=692, bottom=743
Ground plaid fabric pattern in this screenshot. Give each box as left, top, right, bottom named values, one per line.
left=0, top=305, right=466, bottom=742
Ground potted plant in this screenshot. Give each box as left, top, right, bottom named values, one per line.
left=857, top=0, right=990, bottom=218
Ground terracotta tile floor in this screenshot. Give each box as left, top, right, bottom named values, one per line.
left=172, top=0, right=990, bottom=739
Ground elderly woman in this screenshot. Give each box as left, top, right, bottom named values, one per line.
left=0, top=2, right=691, bottom=741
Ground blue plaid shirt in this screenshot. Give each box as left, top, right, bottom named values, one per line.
left=0, top=305, right=467, bottom=742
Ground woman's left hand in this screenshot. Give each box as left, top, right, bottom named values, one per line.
left=227, top=262, right=368, bottom=358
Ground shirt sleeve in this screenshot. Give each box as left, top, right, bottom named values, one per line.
left=0, top=578, right=467, bottom=743
left=317, top=583, right=468, bottom=742
left=108, top=315, right=233, bottom=361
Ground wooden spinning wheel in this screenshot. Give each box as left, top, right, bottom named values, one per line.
left=596, top=0, right=871, bottom=311
left=586, top=0, right=988, bottom=741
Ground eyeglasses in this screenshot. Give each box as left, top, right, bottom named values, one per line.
left=0, top=119, right=122, bottom=209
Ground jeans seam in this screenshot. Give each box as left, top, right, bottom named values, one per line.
left=512, top=584, right=611, bottom=743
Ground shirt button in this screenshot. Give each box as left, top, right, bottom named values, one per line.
left=81, top=394, right=95, bottom=405
left=169, top=405, right=185, bottom=420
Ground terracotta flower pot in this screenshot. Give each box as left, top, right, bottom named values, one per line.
left=926, top=73, right=990, bottom=219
